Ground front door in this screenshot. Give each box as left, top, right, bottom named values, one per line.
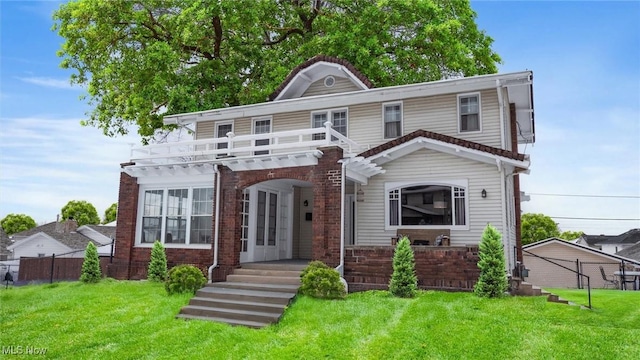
left=254, top=190, right=279, bottom=261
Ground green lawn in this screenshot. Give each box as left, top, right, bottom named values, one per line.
left=1, top=280, right=638, bottom=359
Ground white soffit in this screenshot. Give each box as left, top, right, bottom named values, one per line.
left=367, top=137, right=530, bottom=170
left=274, top=62, right=370, bottom=101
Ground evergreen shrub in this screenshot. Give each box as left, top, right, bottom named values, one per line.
left=389, top=236, right=418, bottom=298
left=147, top=241, right=167, bottom=282
left=165, top=265, right=206, bottom=295
left=474, top=224, right=509, bottom=298
left=300, top=261, right=346, bottom=299
left=80, top=242, right=102, bottom=283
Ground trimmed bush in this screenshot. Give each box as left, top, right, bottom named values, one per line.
left=147, top=241, right=167, bottom=282
left=165, top=265, right=206, bottom=295
left=389, top=236, right=418, bottom=298
left=474, top=224, right=508, bottom=298
left=80, top=242, right=102, bottom=283
left=300, top=261, right=346, bottom=299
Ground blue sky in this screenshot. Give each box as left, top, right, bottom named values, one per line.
left=1, top=1, right=639, bottom=235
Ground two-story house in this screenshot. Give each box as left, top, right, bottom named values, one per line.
left=112, top=55, right=535, bottom=291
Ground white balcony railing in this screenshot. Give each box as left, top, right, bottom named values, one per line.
left=130, top=121, right=365, bottom=165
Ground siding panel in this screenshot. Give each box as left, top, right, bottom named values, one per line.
left=302, top=77, right=362, bottom=97
left=356, top=148, right=503, bottom=246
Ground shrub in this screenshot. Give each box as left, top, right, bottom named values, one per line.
left=80, top=242, right=102, bottom=283
left=389, top=236, right=418, bottom=298
left=147, top=241, right=167, bottom=282
left=474, top=224, right=508, bottom=298
left=300, top=261, right=346, bottom=299
left=165, top=265, right=206, bottom=295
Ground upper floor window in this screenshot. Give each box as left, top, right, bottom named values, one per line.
left=385, top=181, right=468, bottom=229
left=140, top=186, right=214, bottom=246
left=311, top=109, right=348, bottom=140
left=215, top=121, right=233, bottom=150
left=383, top=102, right=403, bottom=139
left=458, top=93, right=481, bottom=132
left=253, top=117, right=272, bottom=155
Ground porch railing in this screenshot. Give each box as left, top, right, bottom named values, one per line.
left=131, top=121, right=365, bottom=164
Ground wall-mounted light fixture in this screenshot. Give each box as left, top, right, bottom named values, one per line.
left=356, top=188, right=365, bottom=202
left=303, top=200, right=309, bottom=207
left=481, top=189, right=487, bottom=198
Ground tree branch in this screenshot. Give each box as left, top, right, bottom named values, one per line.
left=212, top=16, right=222, bottom=58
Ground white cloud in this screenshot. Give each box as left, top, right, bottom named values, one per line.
left=17, top=76, right=80, bottom=90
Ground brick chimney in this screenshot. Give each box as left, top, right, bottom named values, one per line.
left=55, top=217, right=79, bottom=233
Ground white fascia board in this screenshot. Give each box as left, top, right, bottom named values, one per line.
left=368, top=137, right=530, bottom=170
left=164, top=71, right=533, bottom=125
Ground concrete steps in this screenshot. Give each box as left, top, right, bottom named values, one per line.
left=511, top=279, right=579, bottom=307
left=177, top=262, right=306, bottom=328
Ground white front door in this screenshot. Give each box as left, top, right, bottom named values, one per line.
left=254, top=190, right=279, bottom=262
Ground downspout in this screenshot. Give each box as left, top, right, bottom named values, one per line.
left=499, top=165, right=511, bottom=272
left=496, top=80, right=507, bottom=150
left=336, top=159, right=347, bottom=276
left=208, top=164, right=221, bottom=282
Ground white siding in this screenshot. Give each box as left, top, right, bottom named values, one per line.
left=10, top=234, right=76, bottom=259
left=194, top=90, right=504, bottom=150
left=302, top=77, right=362, bottom=97
left=356, top=148, right=504, bottom=246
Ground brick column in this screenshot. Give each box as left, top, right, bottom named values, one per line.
left=110, top=165, right=139, bottom=279
left=214, top=166, right=242, bottom=281
left=311, top=146, right=343, bottom=266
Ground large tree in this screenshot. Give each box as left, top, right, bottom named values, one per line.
left=54, top=0, right=501, bottom=141
left=0, top=214, right=37, bottom=235
left=61, top=200, right=101, bottom=227
left=521, top=213, right=561, bottom=245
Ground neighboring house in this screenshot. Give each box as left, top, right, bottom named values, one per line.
left=113, top=55, right=535, bottom=290
left=6, top=220, right=113, bottom=259
left=523, top=238, right=640, bottom=289
left=616, top=242, right=640, bottom=262
left=577, top=229, right=640, bottom=254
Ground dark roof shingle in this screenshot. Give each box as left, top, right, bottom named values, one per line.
left=10, top=222, right=104, bottom=251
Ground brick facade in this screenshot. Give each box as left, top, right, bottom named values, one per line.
left=344, top=245, right=480, bottom=292
left=113, top=147, right=344, bottom=282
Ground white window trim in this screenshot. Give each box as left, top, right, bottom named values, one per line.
left=310, top=107, right=349, bottom=137
left=252, top=116, right=272, bottom=155
left=135, top=182, right=214, bottom=249
left=384, top=180, right=469, bottom=231
left=215, top=120, right=234, bottom=138
left=457, top=92, right=482, bottom=134
left=382, top=101, right=403, bottom=139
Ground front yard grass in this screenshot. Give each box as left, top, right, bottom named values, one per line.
left=1, top=280, right=638, bottom=359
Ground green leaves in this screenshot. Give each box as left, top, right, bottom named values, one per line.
left=54, top=0, right=500, bottom=141
left=389, top=236, right=418, bottom=298
left=61, top=200, right=100, bottom=227
left=0, top=213, right=37, bottom=235
left=80, top=242, right=102, bottom=283
left=474, top=224, right=508, bottom=298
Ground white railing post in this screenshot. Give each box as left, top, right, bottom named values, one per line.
left=227, top=132, right=235, bottom=156
left=324, top=120, right=332, bottom=145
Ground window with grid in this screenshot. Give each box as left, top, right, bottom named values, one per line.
left=253, top=118, right=271, bottom=155
left=459, top=94, right=480, bottom=132
left=139, top=187, right=214, bottom=245
left=216, top=122, right=233, bottom=150
left=190, top=188, right=213, bottom=244
left=311, top=109, right=347, bottom=141
left=384, top=103, right=402, bottom=139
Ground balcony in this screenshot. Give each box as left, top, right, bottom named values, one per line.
left=123, top=122, right=380, bottom=177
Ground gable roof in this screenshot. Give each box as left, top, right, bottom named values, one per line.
left=8, top=222, right=109, bottom=251
left=356, top=129, right=529, bottom=174
left=268, top=55, right=374, bottom=101
left=616, top=242, right=640, bottom=261
left=581, top=228, right=640, bottom=246
left=523, top=237, right=640, bottom=266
